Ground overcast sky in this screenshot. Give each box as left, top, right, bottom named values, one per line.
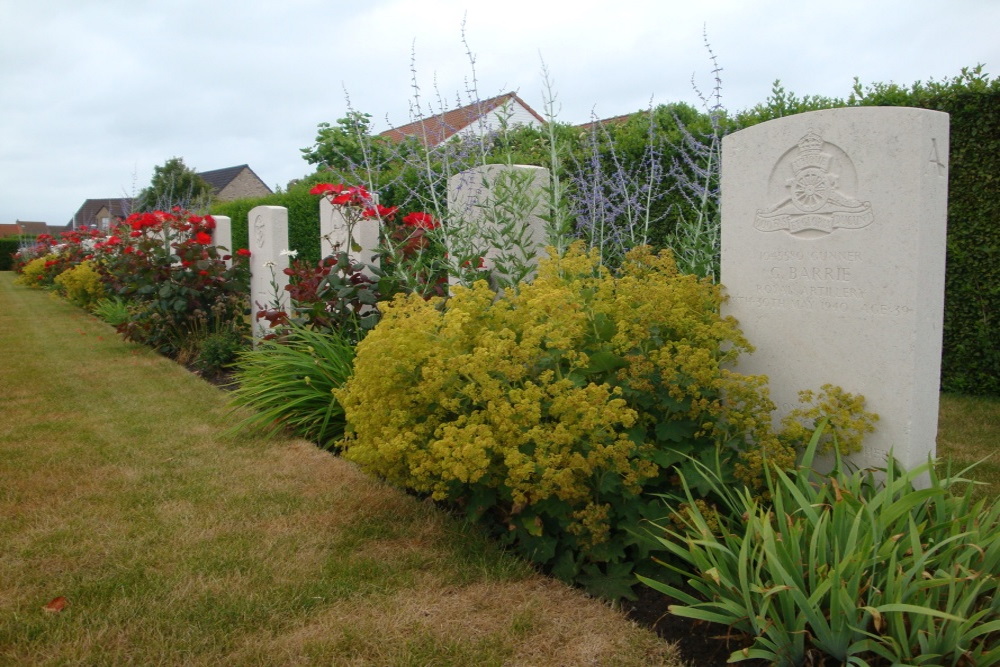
left=2, top=0, right=997, bottom=227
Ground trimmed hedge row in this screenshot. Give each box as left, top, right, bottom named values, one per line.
left=210, top=183, right=322, bottom=264
left=0, top=237, right=23, bottom=271
left=933, top=89, right=1000, bottom=395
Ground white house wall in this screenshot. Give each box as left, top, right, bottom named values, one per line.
left=453, top=100, right=542, bottom=143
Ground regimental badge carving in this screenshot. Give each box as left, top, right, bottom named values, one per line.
left=253, top=214, right=266, bottom=249
left=328, top=211, right=348, bottom=251
left=755, top=129, right=874, bottom=238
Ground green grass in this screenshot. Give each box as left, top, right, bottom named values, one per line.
left=938, top=392, right=1000, bottom=496
left=0, top=273, right=679, bottom=666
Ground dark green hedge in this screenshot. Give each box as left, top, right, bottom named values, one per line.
left=210, top=183, right=322, bottom=264
left=0, top=237, right=22, bottom=271
left=932, top=90, right=1000, bottom=395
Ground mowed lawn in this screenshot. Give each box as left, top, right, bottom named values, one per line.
left=0, top=272, right=679, bottom=666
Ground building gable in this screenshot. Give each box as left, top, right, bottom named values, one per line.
left=197, top=165, right=273, bottom=201
left=70, top=199, right=132, bottom=230
left=378, top=92, right=546, bottom=147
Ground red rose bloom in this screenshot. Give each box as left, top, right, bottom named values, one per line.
left=194, top=231, right=213, bottom=245
left=402, top=212, right=439, bottom=230
left=236, top=248, right=251, bottom=257
left=309, top=183, right=345, bottom=196
left=362, top=204, right=398, bottom=220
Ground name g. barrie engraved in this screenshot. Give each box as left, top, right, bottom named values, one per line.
left=737, top=248, right=912, bottom=316
left=754, top=130, right=874, bottom=236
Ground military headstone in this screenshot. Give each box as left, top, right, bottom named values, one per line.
left=447, top=164, right=549, bottom=287
left=248, top=205, right=290, bottom=340
left=721, top=107, right=949, bottom=473
left=319, top=197, right=380, bottom=277
left=211, top=214, right=232, bottom=267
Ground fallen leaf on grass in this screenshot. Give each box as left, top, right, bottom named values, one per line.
left=42, top=597, right=68, bottom=613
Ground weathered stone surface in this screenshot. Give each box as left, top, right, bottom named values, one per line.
left=721, top=107, right=949, bottom=473
left=211, top=215, right=232, bottom=267
left=447, top=164, right=549, bottom=286
left=248, top=206, right=290, bottom=340
left=319, top=198, right=380, bottom=277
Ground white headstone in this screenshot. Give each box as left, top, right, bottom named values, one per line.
left=319, top=198, right=380, bottom=277
left=248, top=206, right=290, bottom=340
left=721, top=107, right=949, bottom=474
left=447, top=164, right=550, bottom=287
left=211, top=215, right=232, bottom=267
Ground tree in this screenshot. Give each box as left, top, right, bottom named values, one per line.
left=300, top=111, right=394, bottom=173
left=136, top=157, right=214, bottom=211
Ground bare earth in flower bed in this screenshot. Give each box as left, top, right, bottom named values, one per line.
left=0, top=272, right=680, bottom=666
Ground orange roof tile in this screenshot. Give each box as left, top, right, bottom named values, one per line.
left=378, top=92, right=546, bottom=146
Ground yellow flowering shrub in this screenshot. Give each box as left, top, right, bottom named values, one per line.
left=13, top=256, right=54, bottom=287
left=337, top=242, right=871, bottom=598
left=54, top=260, right=106, bottom=308
left=778, top=384, right=878, bottom=455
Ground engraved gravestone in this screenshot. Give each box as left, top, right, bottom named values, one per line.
left=211, top=215, right=232, bottom=267
left=248, top=205, right=290, bottom=341
left=447, top=164, right=549, bottom=287
left=721, top=107, right=949, bottom=473
left=319, top=197, right=380, bottom=277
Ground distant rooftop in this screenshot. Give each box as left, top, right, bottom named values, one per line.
left=378, top=92, right=546, bottom=147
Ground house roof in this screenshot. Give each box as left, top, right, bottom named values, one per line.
left=197, top=164, right=271, bottom=194
left=574, top=113, right=637, bottom=133
left=378, top=92, right=547, bottom=146
left=70, top=198, right=132, bottom=227
left=1, top=221, right=50, bottom=237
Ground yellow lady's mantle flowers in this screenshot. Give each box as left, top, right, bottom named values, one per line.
left=337, top=242, right=875, bottom=552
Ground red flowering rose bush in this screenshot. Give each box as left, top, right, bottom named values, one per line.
left=266, top=184, right=453, bottom=342
left=12, top=228, right=104, bottom=287
left=96, top=208, right=251, bottom=363
left=12, top=227, right=101, bottom=288
left=11, top=234, right=57, bottom=275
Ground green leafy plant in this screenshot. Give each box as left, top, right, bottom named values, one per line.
left=194, top=329, right=247, bottom=378
left=639, top=424, right=1000, bottom=665
left=91, top=296, right=131, bottom=327
left=337, top=242, right=800, bottom=598
left=53, top=260, right=106, bottom=308
left=228, top=324, right=355, bottom=448
left=12, top=255, right=56, bottom=287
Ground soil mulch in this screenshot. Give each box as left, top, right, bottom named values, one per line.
left=621, top=586, right=768, bottom=666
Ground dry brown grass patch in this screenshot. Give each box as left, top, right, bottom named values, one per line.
left=251, top=578, right=680, bottom=666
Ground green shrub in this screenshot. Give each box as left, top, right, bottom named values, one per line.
left=336, top=242, right=801, bottom=598
left=0, top=237, right=21, bottom=271
left=13, top=255, right=61, bottom=287
left=211, top=183, right=323, bottom=263
left=228, top=325, right=355, bottom=447
left=53, top=260, right=106, bottom=308
left=640, top=426, right=1000, bottom=665
left=194, top=329, right=247, bottom=378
